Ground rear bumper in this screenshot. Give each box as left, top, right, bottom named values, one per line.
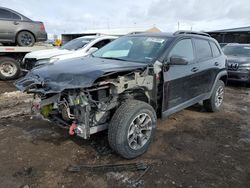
left=36, top=32, right=47, bottom=42
left=227, top=69, right=250, bottom=83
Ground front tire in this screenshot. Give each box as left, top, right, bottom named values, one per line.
left=17, top=31, right=35, bottom=46
left=203, top=80, right=225, bottom=112
left=108, top=100, right=157, bottom=159
left=0, top=57, right=20, bottom=80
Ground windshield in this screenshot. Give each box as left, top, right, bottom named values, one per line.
left=92, top=36, right=168, bottom=63
left=61, top=37, right=95, bottom=50
left=223, top=46, right=250, bottom=57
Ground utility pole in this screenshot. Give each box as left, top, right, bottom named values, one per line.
left=178, top=22, right=180, bottom=30
left=107, top=18, right=110, bottom=29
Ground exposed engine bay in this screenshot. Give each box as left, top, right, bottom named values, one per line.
left=32, top=70, right=155, bottom=139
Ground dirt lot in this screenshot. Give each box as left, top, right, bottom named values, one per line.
left=0, top=80, right=249, bottom=188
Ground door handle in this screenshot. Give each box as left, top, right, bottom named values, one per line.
left=13, top=21, right=19, bottom=25
left=191, top=67, right=199, bottom=72
left=214, top=62, right=219, bottom=66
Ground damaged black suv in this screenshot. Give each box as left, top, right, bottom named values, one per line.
left=16, top=31, right=227, bottom=159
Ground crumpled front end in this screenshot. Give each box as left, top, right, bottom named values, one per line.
left=16, top=68, right=155, bottom=139
left=15, top=70, right=103, bottom=95
left=31, top=87, right=116, bottom=139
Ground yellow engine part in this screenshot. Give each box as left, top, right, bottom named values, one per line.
left=40, top=104, right=53, bottom=118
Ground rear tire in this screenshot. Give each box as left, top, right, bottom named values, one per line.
left=108, top=100, right=157, bottom=159
left=17, top=31, right=35, bottom=46
left=0, top=57, right=20, bottom=80
left=246, top=82, right=250, bottom=88
left=203, top=80, right=225, bottom=112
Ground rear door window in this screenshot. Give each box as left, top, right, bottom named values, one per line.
left=194, top=39, right=213, bottom=60
left=168, top=39, right=194, bottom=63
left=210, top=42, right=221, bottom=57
left=93, top=39, right=112, bottom=49
left=0, top=9, right=12, bottom=19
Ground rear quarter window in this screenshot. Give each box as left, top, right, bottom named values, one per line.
left=210, top=42, right=221, bottom=57
left=12, top=12, right=21, bottom=20
left=194, top=39, right=212, bottom=60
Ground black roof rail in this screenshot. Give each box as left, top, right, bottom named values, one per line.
left=174, top=30, right=211, bottom=37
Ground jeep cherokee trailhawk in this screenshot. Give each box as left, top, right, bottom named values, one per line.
left=16, top=31, right=227, bottom=159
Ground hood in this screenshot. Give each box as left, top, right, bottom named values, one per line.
left=24, top=48, right=73, bottom=60
left=53, top=50, right=88, bottom=61
left=226, top=55, right=250, bottom=65
left=15, top=57, right=147, bottom=94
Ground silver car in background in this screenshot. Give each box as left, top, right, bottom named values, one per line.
left=0, top=7, right=47, bottom=46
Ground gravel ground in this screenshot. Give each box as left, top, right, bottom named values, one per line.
left=0, top=80, right=249, bottom=188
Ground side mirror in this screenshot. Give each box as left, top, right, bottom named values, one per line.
left=88, top=47, right=98, bottom=54
left=168, top=56, right=188, bottom=65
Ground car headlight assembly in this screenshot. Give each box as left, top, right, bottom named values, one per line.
left=35, top=59, right=50, bottom=66
left=35, top=58, right=59, bottom=66
left=240, top=63, right=250, bottom=67
left=239, top=63, right=250, bottom=70
left=49, top=58, right=59, bottom=63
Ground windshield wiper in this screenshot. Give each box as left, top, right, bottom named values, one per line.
left=100, top=57, right=127, bottom=61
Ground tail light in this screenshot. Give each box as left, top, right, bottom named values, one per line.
left=40, top=23, right=45, bottom=31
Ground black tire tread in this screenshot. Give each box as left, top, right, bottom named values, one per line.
left=204, top=80, right=224, bottom=112
left=0, top=57, right=20, bottom=80
left=17, top=31, right=35, bottom=47
left=108, top=100, right=156, bottom=159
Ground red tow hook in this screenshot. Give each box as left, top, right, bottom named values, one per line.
left=69, top=122, right=77, bottom=136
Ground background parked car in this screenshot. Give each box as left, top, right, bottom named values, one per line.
left=219, top=43, right=228, bottom=48
left=0, top=7, right=47, bottom=46
left=223, top=43, right=250, bottom=84
left=21, top=35, right=117, bottom=71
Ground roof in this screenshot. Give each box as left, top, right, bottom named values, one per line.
left=208, top=26, right=250, bottom=33
left=129, top=31, right=213, bottom=41
left=77, top=35, right=117, bottom=39
left=62, top=27, right=161, bottom=36
left=225, top=43, right=250, bottom=47
left=129, top=32, right=172, bottom=37
left=0, top=6, right=31, bottom=21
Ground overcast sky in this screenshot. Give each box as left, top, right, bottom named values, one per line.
left=1, top=0, right=250, bottom=37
